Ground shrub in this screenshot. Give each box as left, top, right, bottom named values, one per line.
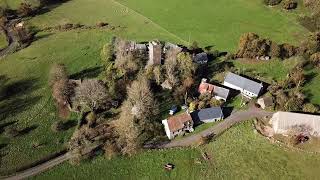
left=96, top=22, right=108, bottom=27
left=270, top=42, right=281, bottom=58
left=283, top=0, right=298, bottom=10
left=4, top=126, right=20, bottom=138
left=51, top=120, right=65, bottom=132
left=17, top=2, right=34, bottom=17
left=264, top=0, right=282, bottom=6
left=303, top=103, right=319, bottom=113
left=85, top=111, right=96, bottom=127
left=210, top=98, right=223, bottom=107
left=310, top=52, right=320, bottom=67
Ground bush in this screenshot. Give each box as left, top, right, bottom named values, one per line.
left=51, top=120, right=65, bottom=132
left=17, top=2, right=34, bottom=17
left=310, top=52, right=320, bottom=67
left=303, top=103, right=319, bottom=113
left=264, top=0, right=282, bottom=6
left=96, top=22, right=108, bottom=27
left=4, top=126, right=20, bottom=138
left=283, top=0, right=298, bottom=10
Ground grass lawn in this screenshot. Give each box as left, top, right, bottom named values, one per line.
left=26, top=0, right=307, bottom=51
left=33, top=121, right=320, bottom=179
left=303, top=68, right=320, bottom=105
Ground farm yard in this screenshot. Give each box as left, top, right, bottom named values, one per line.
left=0, top=0, right=319, bottom=179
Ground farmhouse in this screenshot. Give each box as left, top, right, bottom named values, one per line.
left=223, top=72, right=263, bottom=99
left=191, top=107, right=224, bottom=123
left=193, top=52, right=208, bottom=64
left=148, top=41, right=162, bottom=65
left=198, top=78, right=229, bottom=101
left=162, top=113, right=194, bottom=139
left=269, top=112, right=320, bottom=137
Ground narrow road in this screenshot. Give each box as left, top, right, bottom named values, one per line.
left=2, top=153, right=72, bottom=180
left=157, top=107, right=273, bottom=148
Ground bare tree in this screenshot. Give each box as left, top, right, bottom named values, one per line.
left=114, top=74, right=159, bottom=155
left=72, top=79, right=111, bottom=112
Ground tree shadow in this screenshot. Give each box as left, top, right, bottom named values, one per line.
left=62, top=120, right=77, bottom=130
left=0, top=143, right=7, bottom=150
left=70, top=66, right=103, bottom=79
left=33, top=33, right=54, bottom=42
left=0, top=77, right=41, bottom=122
left=19, top=125, right=38, bottom=136
left=305, top=71, right=317, bottom=84
left=0, top=78, right=40, bottom=101
left=34, top=0, right=73, bottom=16
left=0, top=121, right=17, bottom=134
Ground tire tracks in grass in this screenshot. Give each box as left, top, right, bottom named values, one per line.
left=110, top=0, right=189, bottom=45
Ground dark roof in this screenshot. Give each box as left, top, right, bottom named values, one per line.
left=224, top=72, right=263, bottom=95
left=213, top=85, right=229, bottom=100
left=194, top=52, right=208, bottom=63
left=191, top=107, right=223, bottom=123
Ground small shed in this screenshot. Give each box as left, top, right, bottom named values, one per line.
left=257, top=97, right=274, bottom=109
left=191, top=107, right=224, bottom=124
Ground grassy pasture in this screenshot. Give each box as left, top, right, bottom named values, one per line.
left=0, top=29, right=113, bottom=174
left=33, top=121, right=320, bottom=179
left=27, top=0, right=307, bottom=51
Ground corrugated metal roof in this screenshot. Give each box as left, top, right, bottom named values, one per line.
left=270, top=112, right=320, bottom=136
left=224, top=72, right=262, bottom=95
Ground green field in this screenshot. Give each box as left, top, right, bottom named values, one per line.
left=28, top=0, right=307, bottom=51
left=0, top=0, right=319, bottom=178
left=33, top=121, right=320, bottom=179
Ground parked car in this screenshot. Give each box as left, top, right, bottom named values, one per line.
left=169, top=105, right=178, bottom=115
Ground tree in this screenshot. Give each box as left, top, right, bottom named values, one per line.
left=153, top=65, right=163, bottom=85
left=72, top=79, right=111, bottom=112
left=114, top=74, right=159, bottom=155
left=127, top=74, right=159, bottom=123
left=49, top=63, right=72, bottom=106
left=49, top=63, right=68, bottom=86
left=164, top=48, right=179, bottom=87
left=289, top=66, right=305, bottom=87
left=177, top=52, right=195, bottom=78
left=303, top=103, right=319, bottom=113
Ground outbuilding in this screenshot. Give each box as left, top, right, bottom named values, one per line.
left=191, top=107, right=224, bottom=124
left=223, top=72, right=263, bottom=99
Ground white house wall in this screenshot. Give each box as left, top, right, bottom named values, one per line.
left=223, top=82, right=258, bottom=98
left=162, top=119, right=174, bottom=139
